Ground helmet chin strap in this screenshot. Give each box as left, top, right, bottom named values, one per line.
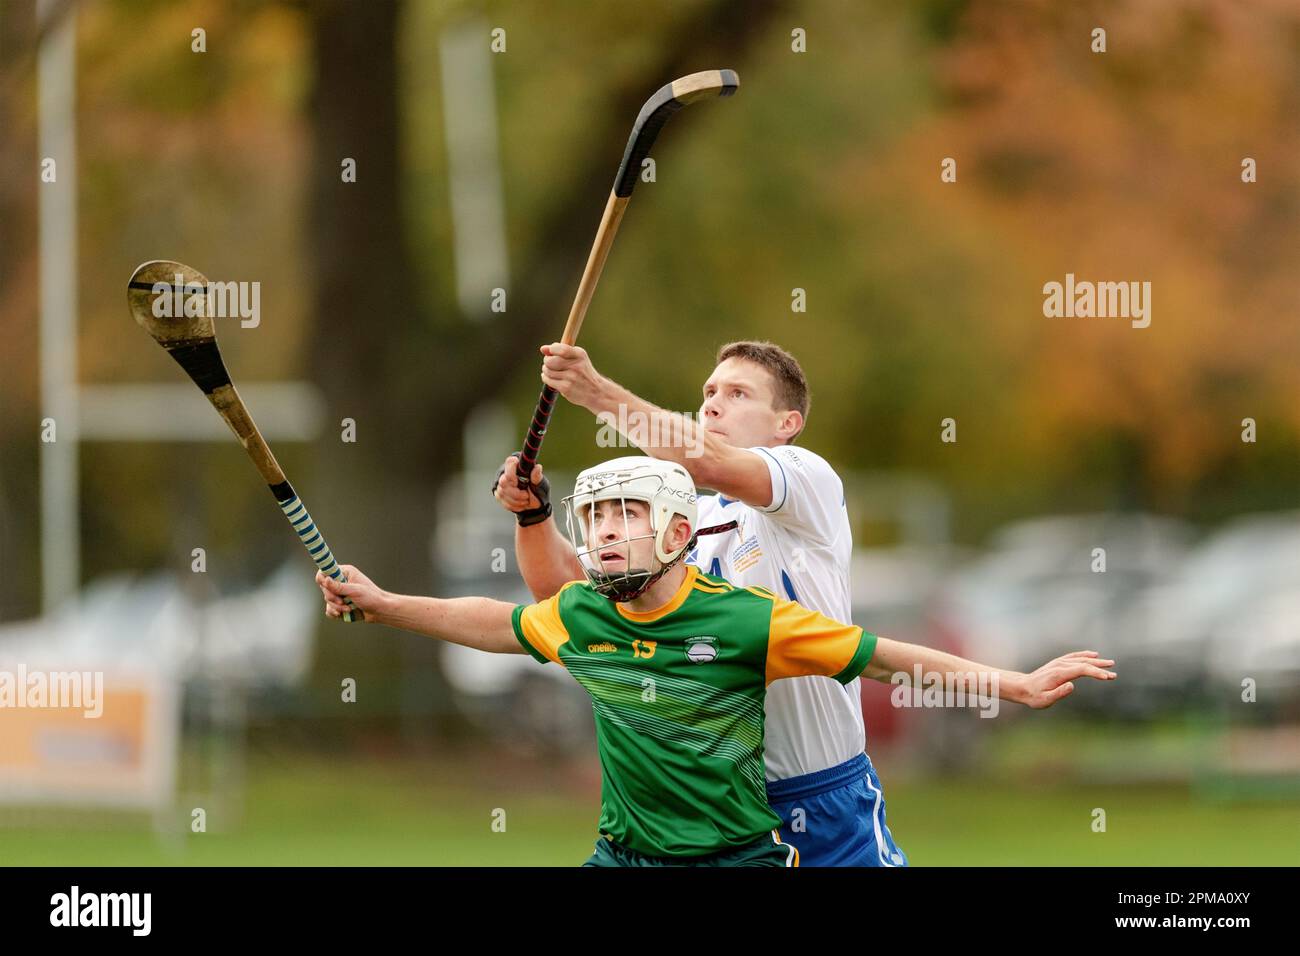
left=589, top=520, right=738, bottom=604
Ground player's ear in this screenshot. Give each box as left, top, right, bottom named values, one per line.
left=775, top=408, right=803, bottom=444
left=669, top=516, right=693, bottom=551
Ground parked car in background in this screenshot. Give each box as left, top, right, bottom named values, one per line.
left=931, top=513, right=1194, bottom=717
left=1140, top=513, right=1300, bottom=712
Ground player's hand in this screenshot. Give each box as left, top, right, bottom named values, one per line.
left=1017, top=650, right=1116, bottom=709
left=316, top=564, right=385, bottom=624
left=493, top=455, right=546, bottom=513
left=541, top=343, right=604, bottom=410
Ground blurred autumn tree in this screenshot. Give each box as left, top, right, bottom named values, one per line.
left=0, top=1, right=39, bottom=621
left=295, top=0, right=785, bottom=726
left=878, top=0, right=1300, bottom=527
left=0, top=0, right=1295, bottom=638
left=299, top=0, right=786, bottom=597
left=0, top=0, right=789, bottom=711
left=563, top=0, right=1300, bottom=536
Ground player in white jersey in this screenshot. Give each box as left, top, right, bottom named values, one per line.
left=687, top=442, right=860, bottom=782
left=493, top=341, right=888, bottom=864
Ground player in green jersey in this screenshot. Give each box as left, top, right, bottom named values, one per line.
left=317, top=456, right=1116, bottom=866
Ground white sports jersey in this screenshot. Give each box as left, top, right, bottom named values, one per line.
left=686, top=444, right=864, bottom=782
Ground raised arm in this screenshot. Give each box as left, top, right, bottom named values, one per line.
left=317, top=565, right=524, bottom=655
left=538, top=343, right=773, bottom=507
left=515, top=521, right=584, bottom=602
left=863, top=639, right=1117, bottom=709
left=491, top=454, right=584, bottom=600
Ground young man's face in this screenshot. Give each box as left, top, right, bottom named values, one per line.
left=698, top=357, right=800, bottom=449
left=579, top=498, right=688, bottom=574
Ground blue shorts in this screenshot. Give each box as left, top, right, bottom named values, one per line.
left=765, top=752, right=908, bottom=867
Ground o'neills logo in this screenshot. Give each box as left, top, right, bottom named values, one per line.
left=587, top=642, right=618, bottom=654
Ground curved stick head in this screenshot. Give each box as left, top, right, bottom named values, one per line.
left=127, top=259, right=216, bottom=346
left=128, top=259, right=234, bottom=396
left=614, top=68, right=739, bottom=198
left=669, top=69, right=740, bottom=104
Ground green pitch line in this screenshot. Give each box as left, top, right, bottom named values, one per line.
left=0, top=754, right=1295, bottom=866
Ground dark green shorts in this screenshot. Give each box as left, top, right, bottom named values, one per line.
left=583, top=832, right=799, bottom=867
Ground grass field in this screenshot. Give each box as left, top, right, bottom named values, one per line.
left=2, top=747, right=1297, bottom=865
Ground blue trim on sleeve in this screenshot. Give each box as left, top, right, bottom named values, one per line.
left=753, top=447, right=788, bottom=513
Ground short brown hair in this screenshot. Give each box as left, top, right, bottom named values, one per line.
left=715, top=340, right=810, bottom=442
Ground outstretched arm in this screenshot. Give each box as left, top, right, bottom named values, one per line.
left=863, top=639, right=1116, bottom=709
left=317, top=565, right=524, bottom=655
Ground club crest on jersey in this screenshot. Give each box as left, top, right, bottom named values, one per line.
left=684, top=636, right=718, bottom=664
left=731, top=535, right=764, bottom=573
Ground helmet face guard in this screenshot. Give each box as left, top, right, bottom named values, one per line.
left=562, top=475, right=684, bottom=603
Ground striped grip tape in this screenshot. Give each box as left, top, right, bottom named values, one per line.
left=278, top=494, right=355, bottom=623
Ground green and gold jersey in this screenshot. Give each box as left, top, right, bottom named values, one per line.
left=512, top=565, right=876, bottom=858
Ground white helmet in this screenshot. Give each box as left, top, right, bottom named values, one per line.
left=561, top=456, right=698, bottom=602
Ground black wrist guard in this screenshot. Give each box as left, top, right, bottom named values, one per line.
left=492, top=457, right=552, bottom=527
